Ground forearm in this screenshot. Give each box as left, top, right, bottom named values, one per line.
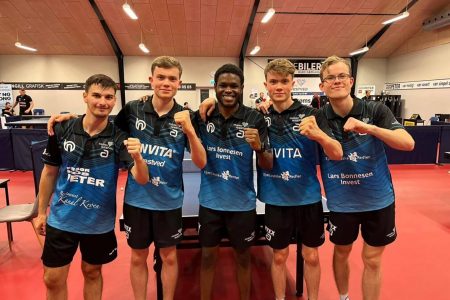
left=186, top=130, right=207, bottom=169
left=38, top=166, right=58, bottom=215
left=257, top=150, right=273, bottom=170
left=316, top=133, right=343, bottom=160
left=368, top=126, right=415, bottom=151
left=130, top=156, right=149, bottom=184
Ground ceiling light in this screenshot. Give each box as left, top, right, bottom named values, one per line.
left=382, top=11, right=409, bottom=25
left=139, top=43, right=149, bottom=53
left=123, top=2, right=138, bottom=20
left=15, top=32, right=37, bottom=52
left=139, top=30, right=149, bottom=54
left=250, top=45, right=260, bottom=55
left=15, top=42, right=37, bottom=52
left=261, top=8, right=275, bottom=23
left=349, top=46, right=369, bottom=56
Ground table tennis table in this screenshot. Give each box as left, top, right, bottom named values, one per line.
left=5, top=118, right=50, bottom=128
left=120, top=170, right=329, bottom=299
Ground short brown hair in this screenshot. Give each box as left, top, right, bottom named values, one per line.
left=151, top=56, right=183, bottom=78
left=264, top=59, right=296, bottom=79
left=320, top=55, right=351, bottom=81
left=85, top=74, right=117, bottom=93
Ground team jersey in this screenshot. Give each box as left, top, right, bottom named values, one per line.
left=196, top=103, right=269, bottom=211
left=257, top=100, right=334, bottom=206
left=320, top=98, right=404, bottom=212
left=16, top=94, right=32, bottom=114
left=114, top=97, right=188, bottom=210
left=42, top=116, right=133, bottom=234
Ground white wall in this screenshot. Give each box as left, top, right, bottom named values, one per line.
left=0, top=55, right=119, bottom=115
left=386, top=43, right=450, bottom=120
left=354, top=58, right=387, bottom=95
left=0, top=55, right=237, bottom=115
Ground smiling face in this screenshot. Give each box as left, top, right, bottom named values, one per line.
left=319, top=61, right=354, bottom=102
left=149, top=66, right=181, bottom=102
left=215, top=73, right=243, bottom=109
left=83, top=84, right=116, bottom=119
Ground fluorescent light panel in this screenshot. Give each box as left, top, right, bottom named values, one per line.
left=250, top=45, right=260, bottom=55
left=349, top=46, right=369, bottom=56
left=261, top=8, right=275, bottom=23
left=15, top=42, right=37, bottom=52
left=139, top=43, right=149, bottom=53
left=123, top=3, right=138, bottom=20
left=382, top=11, right=409, bottom=25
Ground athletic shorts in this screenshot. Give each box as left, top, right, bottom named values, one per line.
left=264, top=201, right=325, bottom=249
left=123, top=203, right=182, bottom=249
left=198, top=206, right=256, bottom=249
left=42, top=224, right=117, bottom=268
left=327, top=202, right=397, bottom=247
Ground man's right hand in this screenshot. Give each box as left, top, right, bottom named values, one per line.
left=35, top=214, right=47, bottom=236
left=199, top=98, right=216, bottom=122
left=47, top=113, right=77, bottom=136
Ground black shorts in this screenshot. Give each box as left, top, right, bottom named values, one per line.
left=42, top=224, right=117, bottom=268
left=123, top=203, right=182, bottom=249
left=264, top=201, right=325, bottom=249
left=327, top=202, right=397, bottom=247
left=199, top=206, right=256, bottom=249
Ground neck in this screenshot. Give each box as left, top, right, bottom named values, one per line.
left=329, top=95, right=354, bottom=117
left=83, top=114, right=108, bottom=136
left=152, top=95, right=174, bottom=116
left=273, top=98, right=294, bottom=113
left=219, top=103, right=239, bottom=119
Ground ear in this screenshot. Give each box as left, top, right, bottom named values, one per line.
left=319, top=82, right=325, bottom=92
left=349, top=77, right=355, bottom=87
left=263, top=81, right=268, bottom=89
left=83, top=92, right=88, bottom=103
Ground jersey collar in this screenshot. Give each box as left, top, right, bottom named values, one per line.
left=73, top=115, right=114, bottom=137
left=143, top=95, right=179, bottom=117
left=268, top=99, right=302, bottom=114
left=324, top=97, right=362, bottom=120
left=210, top=101, right=246, bottom=120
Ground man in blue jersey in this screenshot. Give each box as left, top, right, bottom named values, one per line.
left=318, top=55, right=415, bottom=300
left=259, top=59, right=342, bottom=300
left=197, top=64, right=273, bottom=300
left=35, top=74, right=149, bottom=299
left=115, top=56, right=206, bottom=300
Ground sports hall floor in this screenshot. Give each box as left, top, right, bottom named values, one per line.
left=0, top=164, right=449, bottom=300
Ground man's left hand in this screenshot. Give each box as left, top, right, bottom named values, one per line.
left=243, top=128, right=262, bottom=151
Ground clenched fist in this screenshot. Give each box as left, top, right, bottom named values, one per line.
left=299, top=116, right=324, bottom=141
left=243, top=128, right=262, bottom=151
left=174, top=110, right=194, bottom=134
left=124, top=137, right=143, bottom=160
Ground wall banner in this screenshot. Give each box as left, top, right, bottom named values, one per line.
left=0, top=84, right=13, bottom=109
left=385, top=78, right=450, bottom=90
left=1, top=82, right=196, bottom=91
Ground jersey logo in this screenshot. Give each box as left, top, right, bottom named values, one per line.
left=63, top=140, right=76, bottom=152
left=362, top=117, right=370, bottom=123
left=206, top=122, right=215, bottom=133
left=281, top=171, right=290, bottom=181
left=150, top=176, right=167, bottom=186
left=135, top=119, right=146, bottom=131
left=264, top=116, right=271, bottom=127
left=236, top=129, right=244, bottom=138
left=100, top=150, right=109, bottom=158
left=170, top=129, right=178, bottom=137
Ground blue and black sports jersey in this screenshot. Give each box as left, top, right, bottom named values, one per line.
left=319, top=98, right=404, bottom=212
left=42, top=116, right=133, bottom=234
left=257, top=100, right=334, bottom=206
left=114, top=96, right=188, bottom=210
left=196, top=103, right=269, bottom=211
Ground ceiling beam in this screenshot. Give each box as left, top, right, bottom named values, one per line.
left=89, top=0, right=126, bottom=107
left=239, top=0, right=260, bottom=70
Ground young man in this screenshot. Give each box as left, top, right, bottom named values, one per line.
left=13, top=88, right=34, bottom=115
left=197, top=64, right=272, bottom=300
left=35, top=74, right=149, bottom=300
left=259, top=59, right=342, bottom=300
left=2, top=101, right=14, bottom=116
left=115, top=56, right=206, bottom=300
left=318, top=56, right=415, bottom=300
